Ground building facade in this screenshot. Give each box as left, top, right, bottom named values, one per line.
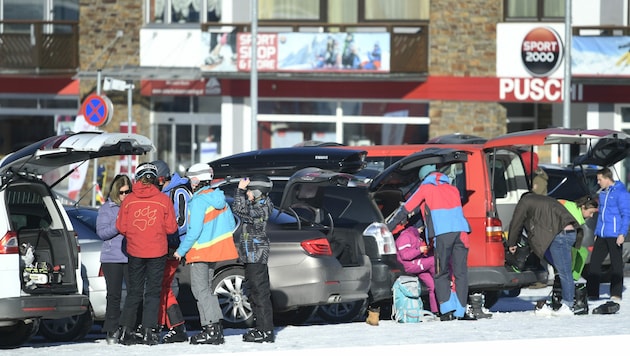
left=2, top=0, right=630, bottom=197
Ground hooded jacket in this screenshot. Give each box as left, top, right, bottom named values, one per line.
left=116, top=181, right=178, bottom=258
left=97, top=198, right=128, bottom=263
left=231, top=187, right=274, bottom=264
left=507, top=193, right=580, bottom=259
left=395, top=172, right=471, bottom=238
left=395, top=226, right=434, bottom=275
left=595, top=180, right=630, bottom=239
left=175, top=186, right=238, bottom=263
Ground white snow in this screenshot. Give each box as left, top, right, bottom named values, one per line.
left=12, top=278, right=630, bottom=356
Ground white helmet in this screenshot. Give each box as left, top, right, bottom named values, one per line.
left=186, top=163, right=214, bottom=182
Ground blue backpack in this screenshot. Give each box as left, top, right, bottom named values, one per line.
left=391, top=275, right=435, bottom=323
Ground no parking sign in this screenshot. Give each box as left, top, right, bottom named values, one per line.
left=80, top=93, right=114, bottom=127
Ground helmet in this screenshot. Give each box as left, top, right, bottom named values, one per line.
left=151, top=160, right=170, bottom=178
left=136, top=162, right=158, bottom=180
left=186, top=163, right=214, bottom=182
left=248, top=174, right=273, bottom=198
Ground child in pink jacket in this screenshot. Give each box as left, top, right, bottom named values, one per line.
left=395, top=219, right=438, bottom=313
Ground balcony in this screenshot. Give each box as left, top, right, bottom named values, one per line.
left=0, top=20, right=79, bottom=74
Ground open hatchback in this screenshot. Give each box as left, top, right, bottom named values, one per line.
left=0, top=131, right=153, bottom=347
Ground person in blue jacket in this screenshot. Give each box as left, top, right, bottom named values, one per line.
left=152, top=160, right=192, bottom=343
left=386, top=164, right=474, bottom=321
left=173, top=163, right=238, bottom=345
left=587, top=167, right=630, bottom=302
left=96, top=174, right=132, bottom=344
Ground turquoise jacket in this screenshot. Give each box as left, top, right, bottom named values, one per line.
left=176, top=186, right=238, bottom=263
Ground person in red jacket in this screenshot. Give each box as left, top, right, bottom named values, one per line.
left=115, top=162, right=178, bottom=346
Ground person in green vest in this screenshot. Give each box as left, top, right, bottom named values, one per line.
left=558, top=196, right=599, bottom=229
left=557, top=195, right=599, bottom=314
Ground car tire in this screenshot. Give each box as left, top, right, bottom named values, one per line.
left=273, top=306, right=317, bottom=326
left=316, top=300, right=366, bottom=324
left=212, top=266, right=255, bottom=329
left=38, top=306, right=94, bottom=342
left=0, top=319, right=40, bottom=348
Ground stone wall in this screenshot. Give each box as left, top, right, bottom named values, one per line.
left=78, top=0, right=150, bottom=189
left=428, top=0, right=506, bottom=140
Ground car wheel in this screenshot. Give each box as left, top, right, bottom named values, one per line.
left=316, top=300, right=366, bottom=324
left=273, top=306, right=317, bottom=326
left=0, top=319, right=40, bottom=348
left=38, top=306, right=94, bottom=342
left=212, top=267, right=254, bottom=329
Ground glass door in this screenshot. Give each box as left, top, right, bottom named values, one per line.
left=153, top=114, right=222, bottom=176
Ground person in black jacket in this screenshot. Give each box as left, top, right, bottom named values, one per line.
left=507, top=192, right=581, bottom=316
left=231, top=174, right=275, bottom=343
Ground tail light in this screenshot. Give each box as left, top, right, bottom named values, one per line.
left=301, top=238, right=332, bottom=256
left=486, top=217, right=504, bottom=243
left=0, top=231, right=19, bottom=254
left=363, top=222, right=396, bottom=255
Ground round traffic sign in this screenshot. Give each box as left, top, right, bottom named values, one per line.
left=80, top=93, right=113, bottom=127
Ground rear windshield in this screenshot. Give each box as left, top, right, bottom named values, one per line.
left=6, top=185, right=56, bottom=230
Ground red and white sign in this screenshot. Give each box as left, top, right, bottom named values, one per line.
left=521, top=27, right=563, bottom=77
left=497, top=23, right=565, bottom=79
left=499, top=77, right=563, bottom=102
left=140, top=79, right=209, bottom=96
left=237, top=33, right=278, bottom=71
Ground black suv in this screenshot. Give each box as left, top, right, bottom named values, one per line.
left=209, top=147, right=399, bottom=323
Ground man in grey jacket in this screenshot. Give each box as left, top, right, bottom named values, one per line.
left=507, top=192, right=581, bottom=316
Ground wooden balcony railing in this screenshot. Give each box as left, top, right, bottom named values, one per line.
left=0, top=20, right=79, bottom=72
left=202, top=22, right=429, bottom=74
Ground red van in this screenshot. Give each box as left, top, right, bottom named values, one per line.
left=346, top=128, right=630, bottom=306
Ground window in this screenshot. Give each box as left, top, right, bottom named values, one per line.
left=148, top=0, right=221, bottom=24
left=259, top=0, right=321, bottom=21
left=361, top=0, right=429, bottom=21
left=257, top=0, right=428, bottom=23
left=258, top=99, right=429, bottom=148
left=505, top=0, right=564, bottom=21
left=1, top=0, right=78, bottom=32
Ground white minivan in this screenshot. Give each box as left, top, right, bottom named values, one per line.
left=0, top=131, right=153, bottom=348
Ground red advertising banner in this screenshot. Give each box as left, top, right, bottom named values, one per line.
left=237, top=33, right=279, bottom=71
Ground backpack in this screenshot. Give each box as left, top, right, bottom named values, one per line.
left=166, top=183, right=193, bottom=248
left=391, top=275, right=434, bottom=323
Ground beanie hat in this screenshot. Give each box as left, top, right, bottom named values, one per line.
left=521, top=151, right=539, bottom=177
left=413, top=217, right=424, bottom=229
left=136, top=162, right=158, bottom=180
left=151, top=160, right=170, bottom=178
left=418, top=164, right=437, bottom=181
left=186, top=163, right=214, bottom=183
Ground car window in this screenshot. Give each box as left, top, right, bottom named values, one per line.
left=7, top=186, right=54, bottom=230
left=545, top=166, right=599, bottom=200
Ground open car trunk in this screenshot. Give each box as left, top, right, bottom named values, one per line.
left=281, top=168, right=374, bottom=268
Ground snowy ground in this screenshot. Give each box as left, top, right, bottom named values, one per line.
left=12, top=278, right=630, bottom=356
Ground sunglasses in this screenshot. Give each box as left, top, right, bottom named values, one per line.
left=119, top=189, right=131, bottom=195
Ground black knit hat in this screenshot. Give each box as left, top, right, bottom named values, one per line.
left=151, top=160, right=170, bottom=178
